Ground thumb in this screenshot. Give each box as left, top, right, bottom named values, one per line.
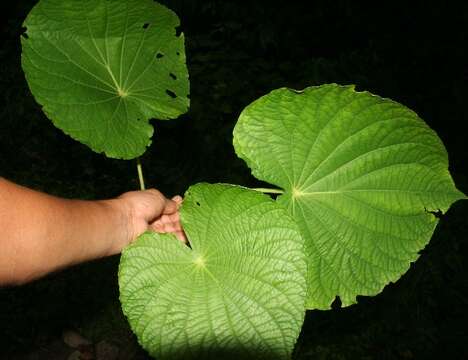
left=162, top=198, right=178, bottom=215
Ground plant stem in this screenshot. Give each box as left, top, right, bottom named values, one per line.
left=137, top=157, right=146, bottom=191
left=251, top=187, right=284, bottom=194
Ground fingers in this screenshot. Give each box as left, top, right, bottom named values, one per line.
left=151, top=213, right=182, bottom=231
left=134, top=189, right=186, bottom=242
left=161, top=195, right=183, bottom=215
left=140, top=189, right=181, bottom=216
left=172, top=195, right=183, bottom=205
left=151, top=225, right=187, bottom=243
left=150, top=211, right=187, bottom=243
left=173, top=231, right=187, bottom=243
left=162, top=199, right=178, bottom=215
left=155, top=212, right=176, bottom=225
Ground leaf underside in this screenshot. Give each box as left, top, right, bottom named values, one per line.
left=22, top=0, right=189, bottom=159
left=119, top=183, right=307, bottom=359
left=233, top=84, right=466, bottom=310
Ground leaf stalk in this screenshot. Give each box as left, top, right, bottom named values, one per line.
left=137, top=157, right=146, bottom=190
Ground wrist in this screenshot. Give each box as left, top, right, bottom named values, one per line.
left=99, top=197, right=133, bottom=256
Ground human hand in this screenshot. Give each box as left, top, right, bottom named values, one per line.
left=111, top=189, right=186, bottom=254
left=151, top=195, right=186, bottom=242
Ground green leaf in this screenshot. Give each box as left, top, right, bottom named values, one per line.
left=119, top=183, right=306, bottom=359
left=22, top=0, right=189, bottom=159
left=233, top=84, right=466, bottom=310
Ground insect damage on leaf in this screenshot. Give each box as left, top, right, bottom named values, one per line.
left=22, top=0, right=190, bottom=159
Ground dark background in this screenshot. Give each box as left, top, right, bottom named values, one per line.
left=1, top=1, right=467, bottom=359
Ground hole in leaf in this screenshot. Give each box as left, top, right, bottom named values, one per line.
left=425, top=208, right=443, bottom=219
left=175, top=25, right=182, bottom=37
left=156, top=52, right=164, bottom=59
left=331, top=296, right=342, bottom=309
left=21, top=27, right=29, bottom=39
left=176, top=51, right=180, bottom=56
left=166, top=89, right=177, bottom=99
left=169, top=73, right=177, bottom=80
left=142, top=23, right=150, bottom=29
left=195, top=201, right=201, bottom=206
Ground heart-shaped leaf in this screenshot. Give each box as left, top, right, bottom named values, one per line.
left=22, top=0, right=189, bottom=159
left=119, top=183, right=306, bottom=359
left=233, top=84, right=466, bottom=309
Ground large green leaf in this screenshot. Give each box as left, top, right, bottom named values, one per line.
left=22, top=0, right=189, bottom=159
left=119, top=183, right=306, bottom=359
left=233, top=84, right=466, bottom=310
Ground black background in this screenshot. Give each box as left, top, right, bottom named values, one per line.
left=1, top=1, right=467, bottom=359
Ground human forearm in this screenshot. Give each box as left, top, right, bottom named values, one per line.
left=0, top=177, right=183, bottom=286
left=0, top=178, right=129, bottom=284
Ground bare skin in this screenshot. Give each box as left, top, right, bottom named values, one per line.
left=0, top=177, right=186, bottom=286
